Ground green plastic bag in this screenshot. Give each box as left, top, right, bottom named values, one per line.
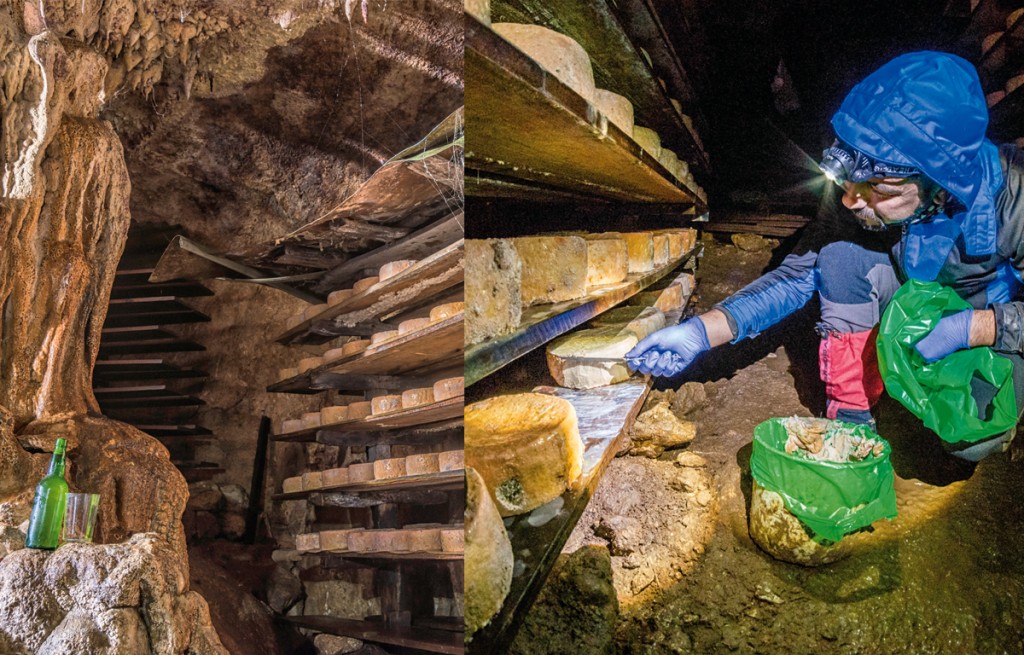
left=877, top=279, right=1017, bottom=443
left=750, top=418, right=897, bottom=543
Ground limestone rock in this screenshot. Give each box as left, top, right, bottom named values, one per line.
left=188, top=482, right=223, bottom=511
left=675, top=451, right=707, bottom=469
left=748, top=482, right=850, bottom=566
left=193, top=511, right=221, bottom=540
left=630, top=402, right=697, bottom=457
left=314, top=634, right=363, bottom=655
left=304, top=580, right=381, bottom=619
left=219, top=484, right=249, bottom=511
left=220, top=512, right=246, bottom=540
left=266, top=565, right=303, bottom=613
left=594, top=515, right=645, bottom=556
left=671, top=382, right=709, bottom=416
left=730, top=233, right=778, bottom=252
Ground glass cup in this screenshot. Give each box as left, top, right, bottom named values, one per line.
left=62, top=493, right=100, bottom=544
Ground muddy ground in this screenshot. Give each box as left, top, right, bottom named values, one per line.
left=513, top=233, right=1024, bottom=655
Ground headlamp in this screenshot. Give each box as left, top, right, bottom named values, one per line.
left=819, top=139, right=920, bottom=187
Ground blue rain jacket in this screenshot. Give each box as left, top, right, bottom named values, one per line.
left=718, top=51, right=1024, bottom=352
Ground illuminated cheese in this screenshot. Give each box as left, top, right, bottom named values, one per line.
left=353, top=275, right=379, bottom=293
left=348, top=462, right=375, bottom=482
left=278, top=367, right=298, bottom=381
left=401, top=387, right=435, bottom=408
left=347, top=401, right=372, bottom=419
left=320, top=529, right=360, bottom=552
left=295, top=532, right=321, bottom=553
left=492, top=23, right=596, bottom=103
left=373, top=457, right=407, bottom=480
left=347, top=531, right=374, bottom=552
left=1008, top=73, right=1024, bottom=94
left=327, top=288, right=353, bottom=306
left=322, top=347, right=346, bottom=364
left=988, top=90, right=1006, bottom=108
left=399, top=317, right=430, bottom=335
left=341, top=339, right=370, bottom=357
left=546, top=326, right=639, bottom=389
left=405, top=528, right=442, bottom=552
left=466, top=0, right=490, bottom=24
left=438, top=450, right=464, bottom=472
left=371, top=330, right=398, bottom=345
left=653, top=234, right=670, bottom=267
left=633, top=126, right=661, bottom=159
left=298, top=357, right=322, bottom=374
left=372, top=530, right=409, bottom=552
left=301, top=471, right=323, bottom=490
left=301, top=412, right=321, bottom=429
left=656, top=230, right=684, bottom=259
left=286, top=313, right=303, bottom=330
left=512, top=236, right=588, bottom=306
left=282, top=476, right=303, bottom=494
left=584, top=238, right=628, bottom=289
left=983, top=31, right=1004, bottom=54
left=594, top=88, right=633, bottom=137
left=406, top=453, right=440, bottom=475
left=433, top=376, right=464, bottom=401
left=591, top=305, right=666, bottom=339
left=302, top=303, right=327, bottom=321
left=320, top=405, right=349, bottom=424
left=465, top=393, right=583, bottom=516
left=379, top=259, right=417, bottom=280
left=280, top=418, right=303, bottom=434
left=429, top=302, right=464, bottom=322
left=466, top=467, right=512, bottom=639
left=322, top=466, right=349, bottom=487
left=440, top=527, right=464, bottom=553
left=466, top=239, right=523, bottom=345
left=658, top=149, right=679, bottom=178
left=371, top=395, right=402, bottom=415
left=630, top=277, right=690, bottom=312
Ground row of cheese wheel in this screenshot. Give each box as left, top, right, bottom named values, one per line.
left=982, top=8, right=1024, bottom=108
left=282, top=450, right=465, bottom=493
left=276, top=376, right=464, bottom=434
left=296, top=525, right=464, bottom=554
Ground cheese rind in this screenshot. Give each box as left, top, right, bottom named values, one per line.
left=347, top=401, right=372, bottom=419
left=584, top=238, right=628, bottom=289
left=371, top=395, right=402, bottom=415
left=327, top=288, right=353, bottom=306
left=546, top=326, right=638, bottom=389
left=465, top=393, right=583, bottom=516
left=406, top=453, right=440, bottom=475
left=380, top=259, right=417, bottom=280
left=596, top=232, right=653, bottom=273
left=492, top=23, right=596, bottom=102
left=405, top=528, right=442, bottom=552
left=401, top=387, right=435, bottom=408
left=653, top=234, right=671, bottom=267
left=594, top=88, right=634, bottom=137
left=302, top=471, right=323, bottom=490
left=281, top=418, right=303, bottom=434
left=633, top=126, right=661, bottom=158
left=353, top=276, right=379, bottom=293
left=341, top=339, right=370, bottom=357
left=322, top=467, right=349, bottom=487
left=303, top=304, right=328, bottom=321
left=512, top=236, right=588, bottom=306
left=298, top=357, right=322, bottom=374
left=373, top=457, right=407, bottom=480
left=438, top=450, right=465, bottom=472
left=278, top=367, right=298, bottom=381
left=347, top=531, right=374, bottom=552
left=433, top=377, right=464, bottom=401
left=282, top=476, right=303, bottom=494
left=348, top=462, right=375, bottom=482
left=320, top=405, right=349, bottom=424
left=466, top=239, right=523, bottom=345
left=320, top=529, right=359, bottom=552
left=301, top=412, right=322, bottom=429
left=295, top=532, right=321, bottom=553
left=441, top=527, right=465, bottom=553
left=399, top=317, right=430, bottom=335
left=430, top=302, right=464, bottom=322
left=323, top=347, right=346, bottom=363
left=466, top=0, right=490, bottom=24
left=371, top=330, right=399, bottom=345
left=590, top=306, right=667, bottom=335
left=466, top=467, right=513, bottom=639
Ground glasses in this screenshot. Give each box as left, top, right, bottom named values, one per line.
left=63, top=493, right=100, bottom=543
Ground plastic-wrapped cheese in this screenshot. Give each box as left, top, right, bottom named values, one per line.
left=584, top=238, right=628, bottom=289
left=593, top=88, right=634, bottom=137
left=371, top=395, right=402, bottom=415
left=348, top=462, right=375, bottom=482
left=401, top=387, right=435, bottom=408
left=373, top=457, right=407, bottom=479
left=327, top=288, right=353, bottom=306
left=438, top=450, right=465, bottom=472
left=546, top=326, right=639, bottom=389
left=379, top=259, right=417, bottom=280
left=466, top=467, right=513, bottom=640
left=406, top=453, right=440, bottom=475
left=466, top=239, right=523, bottom=344
left=433, top=376, right=464, bottom=401
left=353, top=275, right=379, bottom=293
left=492, top=23, right=596, bottom=103
left=512, top=236, right=588, bottom=306
left=429, top=302, right=464, bottom=322
left=465, top=393, right=583, bottom=516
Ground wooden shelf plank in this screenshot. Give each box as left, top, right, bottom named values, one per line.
left=466, top=15, right=704, bottom=207
left=339, top=551, right=463, bottom=562
left=93, top=359, right=208, bottom=381
left=110, top=280, right=213, bottom=300
left=464, top=246, right=699, bottom=386
left=98, top=392, right=205, bottom=408
left=276, top=240, right=465, bottom=345
left=316, top=418, right=463, bottom=449
left=279, top=616, right=464, bottom=655
left=103, top=297, right=210, bottom=327
left=467, top=379, right=651, bottom=653
left=275, top=469, right=464, bottom=500
left=272, top=397, right=465, bottom=443
left=268, top=315, right=465, bottom=393
left=136, top=424, right=213, bottom=437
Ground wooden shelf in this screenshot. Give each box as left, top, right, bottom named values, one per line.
left=279, top=616, right=464, bottom=655
left=110, top=280, right=213, bottom=300
left=98, top=326, right=204, bottom=355
left=97, top=389, right=205, bottom=408
left=275, top=469, right=464, bottom=500
left=340, top=551, right=463, bottom=562
left=316, top=418, right=463, bottom=449
left=268, top=314, right=465, bottom=393
left=93, top=359, right=207, bottom=382
left=273, top=397, right=465, bottom=443
left=276, top=240, right=464, bottom=345
left=467, top=379, right=651, bottom=653
left=104, top=296, right=210, bottom=327
left=464, top=246, right=699, bottom=386
left=491, top=0, right=709, bottom=175
left=465, top=15, right=704, bottom=207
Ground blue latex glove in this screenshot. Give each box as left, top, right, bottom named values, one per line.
left=914, top=309, right=973, bottom=363
left=626, top=317, right=711, bottom=377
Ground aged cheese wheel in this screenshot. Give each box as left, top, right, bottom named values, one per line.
left=298, top=357, right=322, bottom=374
left=373, top=457, right=407, bottom=480
left=321, top=405, right=349, bottom=424
left=280, top=418, right=304, bottom=434
left=439, top=450, right=465, bottom=472
left=673, top=159, right=690, bottom=183
left=327, top=288, right=353, bottom=306
left=347, top=531, right=375, bottom=552
left=301, top=412, right=322, bottom=429
left=302, top=303, right=328, bottom=321
left=987, top=90, right=1006, bottom=107
left=633, top=126, right=661, bottom=159
left=590, top=305, right=665, bottom=329
left=348, top=462, right=375, bottom=483
left=594, top=232, right=653, bottom=273
left=372, top=530, right=409, bottom=552
left=584, top=238, right=628, bottom=289
left=342, top=339, right=370, bottom=357
left=282, top=476, right=303, bottom=494
left=546, top=326, right=639, bottom=389
left=405, top=528, right=442, bottom=552
left=983, top=31, right=1004, bottom=54
left=322, top=466, right=349, bottom=487
left=371, top=395, right=402, bottom=415
left=348, top=401, right=372, bottom=419
left=433, top=376, right=464, bottom=401
left=653, top=234, right=671, bottom=267
left=429, top=302, right=464, bottom=322
left=441, top=527, right=464, bottom=553
left=593, top=88, right=634, bottom=137
left=278, top=367, right=298, bottom=381
left=295, top=532, right=321, bottom=553
left=658, top=148, right=679, bottom=178
left=465, top=393, right=583, bottom=516
left=323, top=347, right=347, bottom=364
left=380, top=259, right=418, bottom=280
left=466, top=0, right=490, bottom=24
left=353, top=275, right=379, bottom=293
left=512, top=236, right=588, bottom=306
left=286, top=313, right=303, bottom=330
left=655, top=230, right=684, bottom=259
left=320, top=529, right=360, bottom=552
left=302, top=471, right=323, bottom=490
left=399, top=317, right=431, bottom=335
left=406, top=453, right=440, bottom=475
left=1008, top=72, right=1024, bottom=94
left=371, top=330, right=399, bottom=345
left=492, top=23, right=596, bottom=103
left=466, top=239, right=523, bottom=345
left=401, top=387, right=435, bottom=408
left=466, top=467, right=513, bottom=639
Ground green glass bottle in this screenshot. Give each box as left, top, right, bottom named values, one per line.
left=25, top=438, right=69, bottom=549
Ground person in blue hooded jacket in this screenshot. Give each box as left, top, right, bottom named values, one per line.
left=626, top=50, right=1024, bottom=461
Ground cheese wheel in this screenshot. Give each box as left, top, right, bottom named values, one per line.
left=465, top=393, right=583, bottom=516
left=320, top=405, right=349, bottom=424
left=594, top=232, right=653, bottom=273
left=282, top=476, right=303, bottom=494
left=405, top=528, right=442, bottom=552
left=353, top=276, right=379, bottom=293
left=670, top=97, right=683, bottom=116
left=380, top=259, right=417, bottom=280
left=301, top=412, right=322, bottom=429
left=441, top=527, right=464, bottom=553
left=327, top=288, right=353, bottom=306
left=371, top=530, right=409, bottom=552
left=373, top=457, right=407, bottom=479
left=280, top=418, right=303, bottom=434
left=492, top=23, right=596, bottom=103
left=438, top=450, right=465, bottom=472
left=371, top=395, right=402, bottom=415
left=348, top=462, right=375, bottom=483
left=546, top=326, right=639, bottom=389
left=301, top=471, right=323, bottom=490
left=401, top=387, right=435, bottom=408
left=466, top=0, right=490, bottom=24
left=348, top=401, right=372, bottom=419
left=1010, top=8, right=1024, bottom=29
left=584, top=238, right=628, bottom=288
left=983, top=31, right=1004, bottom=54
left=303, top=303, right=328, bottom=321
left=466, top=467, right=512, bottom=639
left=466, top=239, right=523, bottom=345
left=633, top=126, right=661, bottom=159
left=298, top=357, right=322, bottom=374
left=433, top=376, right=464, bottom=401
left=987, top=90, right=1006, bottom=108
left=1007, top=73, right=1024, bottom=95
left=371, top=330, right=399, bottom=345
left=406, top=453, right=440, bottom=475
left=630, top=279, right=687, bottom=312
left=399, top=317, right=430, bottom=335
left=512, top=236, right=588, bottom=306
left=658, top=149, right=679, bottom=178
left=286, top=313, right=303, bottom=330
left=322, top=466, right=349, bottom=487
left=278, top=367, right=298, bottom=381
left=341, top=339, right=370, bottom=357
left=323, top=347, right=347, bottom=363
left=593, top=88, right=634, bottom=137
left=295, top=532, right=321, bottom=553
left=320, top=528, right=359, bottom=552
left=653, top=234, right=671, bottom=267
left=673, top=159, right=690, bottom=184
left=429, top=302, right=464, bottom=322
left=347, top=531, right=375, bottom=552
left=656, top=230, right=685, bottom=259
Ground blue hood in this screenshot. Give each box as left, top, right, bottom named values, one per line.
left=832, top=51, right=1002, bottom=256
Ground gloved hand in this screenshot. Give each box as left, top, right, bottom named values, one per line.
left=914, top=309, right=973, bottom=363
left=626, top=316, right=711, bottom=377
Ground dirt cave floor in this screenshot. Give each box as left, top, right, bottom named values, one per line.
left=510, top=233, right=1024, bottom=655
